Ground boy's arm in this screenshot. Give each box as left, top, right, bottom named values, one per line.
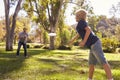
left=79, top=26, right=91, bottom=47
left=68, top=33, right=79, bottom=45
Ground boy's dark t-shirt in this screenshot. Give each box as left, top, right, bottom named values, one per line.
left=76, top=20, right=99, bottom=48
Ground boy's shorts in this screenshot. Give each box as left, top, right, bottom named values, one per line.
left=89, top=40, right=107, bottom=65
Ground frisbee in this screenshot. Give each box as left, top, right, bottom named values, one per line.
left=48, top=33, right=56, bottom=36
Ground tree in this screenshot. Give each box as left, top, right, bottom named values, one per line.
left=23, top=0, right=64, bottom=50
left=109, top=2, right=120, bottom=25
left=3, top=0, right=22, bottom=51
left=71, top=0, right=94, bottom=15
left=35, top=28, right=42, bottom=43
left=115, top=25, right=120, bottom=41
left=109, top=2, right=120, bottom=18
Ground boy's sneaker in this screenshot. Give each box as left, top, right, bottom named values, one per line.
left=88, top=78, right=92, bottom=80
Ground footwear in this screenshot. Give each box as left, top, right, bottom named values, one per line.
left=108, top=79, right=113, bottom=80
left=88, top=78, right=92, bottom=80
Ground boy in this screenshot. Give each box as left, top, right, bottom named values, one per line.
left=68, top=9, right=113, bottom=80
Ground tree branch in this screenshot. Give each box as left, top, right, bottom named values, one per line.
left=11, top=0, right=22, bottom=37
left=63, top=1, right=84, bottom=6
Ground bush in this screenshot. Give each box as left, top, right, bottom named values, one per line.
left=43, top=46, right=49, bottom=49
left=59, top=29, right=72, bottom=46
left=102, top=37, right=119, bottom=53
left=103, top=47, right=116, bottom=53
left=34, top=45, right=41, bottom=48
left=73, top=41, right=79, bottom=46
left=57, top=45, right=71, bottom=50
left=33, top=44, right=44, bottom=48
left=27, top=44, right=30, bottom=48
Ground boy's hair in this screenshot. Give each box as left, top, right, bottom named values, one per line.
left=75, top=9, right=87, bottom=21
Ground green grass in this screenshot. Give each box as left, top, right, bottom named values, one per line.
left=0, top=48, right=120, bottom=80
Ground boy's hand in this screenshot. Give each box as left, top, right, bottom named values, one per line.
left=79, top=41, right=85, bottom=47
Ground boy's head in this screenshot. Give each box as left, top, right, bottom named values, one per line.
left=75, top=9, right=87, bottom=22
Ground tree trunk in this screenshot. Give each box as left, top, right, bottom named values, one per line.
left=49, top=36, right=55, bottom=50
left=4, top=0, right=22, bottom=51
left=6, top=32, right=13, bottom=51
left=49, top=0, right=63, bottom=50
left=4, top=0, right=12, bottom=51
left=49, top=26, right=56, bottom=50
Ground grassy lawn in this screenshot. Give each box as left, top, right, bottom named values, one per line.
left=0, top=48, right=120, bottom=80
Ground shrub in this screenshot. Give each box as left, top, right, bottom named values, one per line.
left=43, top=46, right=49, bottom=49
left=102, top=37, right=119, bottom=53
left=60, top=29, right=71, bottom=45
left=33, top=44, right=44, bottom=48
left=57, top=45, right=71, bottom=50
left=34, top=45, right=41, bottom=48
left=73, top=41, right=79, bottom=46
left=27, top=44, right=30, bottom=48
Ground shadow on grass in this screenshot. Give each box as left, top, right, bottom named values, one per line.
left=108, top=60, right=120, bottom=80
left=34, top=53, right=120, bottom=80
left=0, top=48, right=49, bottom=79
left=35, top=57, right=88, bottom=75
left=108, top=60, right=120, bottom=69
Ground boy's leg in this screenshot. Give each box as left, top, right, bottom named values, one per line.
left=103, top=63, right=113, bottom=80
left=88, top=50, right=97, bottom=79
left=89, top=65, right=95, bottom=79
left=16, top=42, right=22, bottom=56
left=91, top=40, right=113, bottom=79
left=23, top=43, right=27, bottom=57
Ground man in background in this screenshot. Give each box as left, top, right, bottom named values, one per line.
left=16, top=28, right=28, bottom=57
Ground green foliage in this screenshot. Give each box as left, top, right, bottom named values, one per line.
left=102, top=37, right=119, bottom=53
left=72, top=0, right=94, bottom=15
left=96, top=32, right=102, bottom=39
left=23, top=0, right=64, bottom=32
left=115, top=25, right=120, bottom=41
left=27, top=44, right=30, bottom=48
left=43, top=31, right=49, bottom=44
left=88, top=15, right=99, bottom=33
left=56, top=24, right=76, bottom=48
left=63, top=29, right=71, bottom=44
left=0, top=20, right=5, bottom=41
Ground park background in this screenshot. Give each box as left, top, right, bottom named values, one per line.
left=0, top=0, right=120, bottom=80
